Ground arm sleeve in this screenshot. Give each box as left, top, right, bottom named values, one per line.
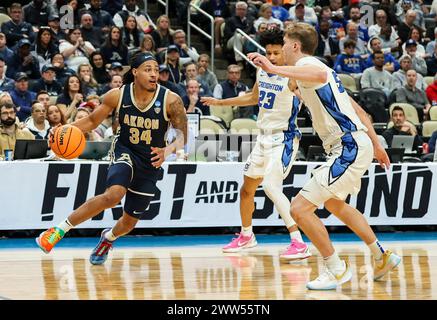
left=360, top=70, right=370, bottom=88
left=395, top=88, right=407, bottom=102
left=213, top=84, right=223, bottom=99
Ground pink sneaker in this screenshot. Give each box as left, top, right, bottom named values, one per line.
left=280, top=239, right=311, bottom=260
left=222, top=232, right=257, bottom=253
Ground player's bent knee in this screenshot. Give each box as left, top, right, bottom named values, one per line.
left=290, top=201, right=306, bottom=222
left=102, top=187, right=126, bottom=208
left=240, top=185, right=255, bottom=199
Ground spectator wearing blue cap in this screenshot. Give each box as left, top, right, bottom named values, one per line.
left=164, top=44, right=184, bottom=85
left=31, top=64, right=63, bottom=96
left=402, top=27, right=426, bottom=58
left=157, top=64, right=186, bottom=98
left=405, top=39, right=428, bottom=76
left=6, top=39, right=40, bottom=80
left=0, top=57, right=14, bottom=92
left=8, top=72, right=37, bottom=122
left=0, top=3, right=35, bottom=48
left=108, top=62, right=124, bottom=77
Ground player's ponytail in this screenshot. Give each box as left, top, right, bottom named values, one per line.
left=123, top=68, right=134, bottom=84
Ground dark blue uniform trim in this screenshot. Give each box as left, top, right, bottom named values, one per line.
left=315, top=83, right=359, bottom=185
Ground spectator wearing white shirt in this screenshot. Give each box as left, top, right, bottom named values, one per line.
left=172, top=30, right=200, bottom=66
left=339, top=22, right=368, bottom=57
left=288, top=0, right=318, bottom=26
left=368, top=10, right=401, bottom=45
left=254, top=4, right=283, bottom=31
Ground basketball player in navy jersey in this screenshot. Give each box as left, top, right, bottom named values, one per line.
left=36, top=53, right=187, bottom=265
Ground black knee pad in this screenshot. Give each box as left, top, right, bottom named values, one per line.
left=124, top=190, right=153, bottom=218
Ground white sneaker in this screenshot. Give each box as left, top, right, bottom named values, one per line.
left=306, top=260, right=352, bottom=290
left=373, top=250, right=401, bottom=281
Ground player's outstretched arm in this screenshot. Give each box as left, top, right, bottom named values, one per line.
left=349, top=96, right=391, bottom=170
left=247, top=52, right=327, bottom=84
left=71, top=89, right=119, bottom=133
left=151, top=92, right=188, bottom=168
left=200, top=83, right=259, bottom=107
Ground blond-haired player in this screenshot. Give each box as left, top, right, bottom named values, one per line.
left=249, top=23, right=401, bottom=290
left=202, top=29, right=310, bottom=260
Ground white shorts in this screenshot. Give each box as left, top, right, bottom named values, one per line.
left=243, top=132, right=299, bottom=181
left=299, top=131, right=373, bottom=207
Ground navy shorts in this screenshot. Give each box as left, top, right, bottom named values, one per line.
left=106, top=142, right=162, bottom=218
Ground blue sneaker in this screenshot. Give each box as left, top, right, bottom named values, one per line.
left=89, top=228, right=113, bottom=265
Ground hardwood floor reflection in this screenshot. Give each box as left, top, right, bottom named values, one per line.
left=0, top=242, right=436, bottom=300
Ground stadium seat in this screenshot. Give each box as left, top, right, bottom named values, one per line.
left=209, top=105, right=234, bottom=127
left=359, top=88, right=388, bottom=123
left=429, top=106, right=437, bottom=121
left=424, top=76, right=434, bottom=87
left=229, top=118, right=259, bottom=134
left=338, top=73, right=357, bottom=92
left=389, top=103, right=420, bottom=125
left=422, top=121, right=437, bottom=137
left=200, top=117, right=226, bottom=134
left=387, top=88, right=398, bottom=107
left=0, top=13, right=11, bottom=26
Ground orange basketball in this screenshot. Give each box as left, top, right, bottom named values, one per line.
left=50, top=125, right=86, bottom=159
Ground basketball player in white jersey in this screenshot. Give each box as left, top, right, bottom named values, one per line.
left=201, top=29, right=310, bottom=260
left=248, top=23, right=401, bottom=290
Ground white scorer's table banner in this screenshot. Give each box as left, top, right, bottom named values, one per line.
left=0, top=161, right=436, bottom=229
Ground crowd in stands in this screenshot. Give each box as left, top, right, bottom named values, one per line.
left=1, top=0, right=437, bottom=161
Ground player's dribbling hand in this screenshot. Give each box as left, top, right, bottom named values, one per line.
left=247, top=53, right=273, bottom=72
left=48, top=124, right=62, bottom=145
left=200, top=96, right=219, bottom=106
left=151, top=147, right=165, bottom=168
left=374, top=143, right=391, bottom=170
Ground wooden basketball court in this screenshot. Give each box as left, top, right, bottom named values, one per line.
left=0, top=235, right=436, bottom=300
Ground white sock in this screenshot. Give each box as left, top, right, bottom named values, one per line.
left=241, top=225, right=253, bottom=237
left=324, top=252, right=344, bottom=274
left=290, top=230, right=303, bottom=242
left=104, top=229, right=118, bottom=242
left=368, top=240, right=384, bottom=260
left=57, top=219, right=74, bottom=233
